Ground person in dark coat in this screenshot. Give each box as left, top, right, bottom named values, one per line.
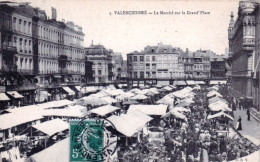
left=237, top=116, right=242, bottom=131
left=247, top=108, right=250, bottom=121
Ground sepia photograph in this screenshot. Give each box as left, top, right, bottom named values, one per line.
left=0, top=0, right=259, bottom=161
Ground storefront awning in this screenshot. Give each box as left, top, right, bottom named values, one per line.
left=52, top=75, right=62, bottom=78
left=186, top=80, right=196, bottom=85
left=175, top=81, right=187, bottom=86
left=210, top=80, right=227, bottom=85
left=195, top=81, right=205, bottom=85
left=62, top=87, right=75, bottom=95
left=7, top=91, right=24, bottom=98
left=75, top=86, right=81, bottom=92
left=133, top=84, right=138, bottom=87
left=0, top=93, right=10, bottom=101
left=157, top=80, right=170, bottom=86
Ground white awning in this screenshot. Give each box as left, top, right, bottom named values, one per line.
left=157, top=80, right=169, bottom=86
left=0, top=93, right=10, bottom=101
left=7, top=91, right=24, bottom=98
left=0, top=112, right=43, bottom=130
left=133, top=83, right=138, bottom=87
left=32, top=119, right=69, bottom=136
left=43, top=105, right=86, bottom=118
left=210, top=80, right=226, bottom=85
left=75, top=86, right=81, bottom=92
left=128, top=105, right=168, bottom=116
left=107, top=110, right=152, bottom=137
left=37, top=99, right=75, bottom=109
left=186, top=80, right=196, bottom=85
left=90, top=105, right=120, bottom=116
left=25, top=138, right=69, bottom=162
left=175, top=81, right=187, bottom=86
left=195, top=81, right=205, bottom=85
left=62, top=87, right=75, bottom=95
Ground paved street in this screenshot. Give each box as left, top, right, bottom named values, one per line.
left=233, top=110, right=260, bottom=146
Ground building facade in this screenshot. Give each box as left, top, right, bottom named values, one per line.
left=210, top=55, right=227, bottom=79
left=0, top=2, right=85, bottom=106
left=127, top=43, right=185, bottom=86
left=85, top=44, right=123, bottom=84
left=228, top=1, right=258, bottom=98
left=253, top=2, right=260, bottom=110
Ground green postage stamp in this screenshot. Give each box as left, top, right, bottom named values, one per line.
left=70, top=117, right=118, bottom=162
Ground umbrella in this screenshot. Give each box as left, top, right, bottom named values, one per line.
left=130, top=94, right=148, bottom=100
left=77, top=96, right=107, bottom=106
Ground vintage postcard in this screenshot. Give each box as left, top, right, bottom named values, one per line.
left=0, top=0, right=259, bottom=161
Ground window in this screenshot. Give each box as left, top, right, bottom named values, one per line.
left=146, top=64, right=150, bottom=69
left=163, top=64, right=168, bottom=69
left=134, top=72, right=138, bottom=78
left=146, top=56, right=150, bottom=61
left=134, top=56, right=137, bottom=61
left=152, top=56, right=156, bottom=61
left=152, top=64, right=156, bottom=69
left=158, top=63, right=162, bottom=69
left=157, top=55, right=161, bottom=61
left=139, top=63, right=144, bottom=69
left=129, top=56, right=132, bottom=62
left=163, top=55, right=168, bottom=61
left=140, top=71, right=144, bottom=78
left=169, top=64, right=172, bottom=69
left=140, top=56, right=144, bottom=61
left=133, top=63, right=138, bottom=70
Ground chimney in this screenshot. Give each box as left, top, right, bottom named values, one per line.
left=186, top=48, right=189, bottom=52
left=51, top=7, right=57, bottom=20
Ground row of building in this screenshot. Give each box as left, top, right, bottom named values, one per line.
left=126, top=42, right=229, bottom=87
left=0, top=2, right=123, bottom=108
left=228, top=0, right=260, bottom=111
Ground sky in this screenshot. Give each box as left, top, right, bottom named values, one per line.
left=11, top=0, right=239, bottom=59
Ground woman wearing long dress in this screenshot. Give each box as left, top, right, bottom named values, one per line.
left=237, top=116, right=242, bottom=131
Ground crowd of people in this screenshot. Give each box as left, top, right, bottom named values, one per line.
left=116, top=85, right=259, bottom=162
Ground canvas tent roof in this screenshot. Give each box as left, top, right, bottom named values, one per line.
left=62, top=87, right=75, bottom=95
left=37, top=100, right=75, bottom=109
left=107, top=110, right=152, bottom=137
left=207, top=111, right=234, bottom=120
left=25, top=138, right=69, bottom=162
left=128, top=105, right=168, bottom=116
left=7, top=91, right=24, bottom=98
left=32, top=119, right=69, bottom=136
left=156, top=95, right=174, bottom=105
left=0, top=112, right=43, bottom=130
left=90, top=105, right=120, bottom=116
left=42, top=105, right=87, bottom=118
left=0, top=93, right=10, bottom=101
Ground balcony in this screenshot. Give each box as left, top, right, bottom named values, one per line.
left=2, top=45, right=18, bottom=54
left=242, top=37, right=255, bottom=52
left=58, top=55, right=68, bottom=61
left=68, top=70, right=82, bottom=75
left=59, top=69, right=68, bottom=74
left=18, top=69, right=34, bottom=75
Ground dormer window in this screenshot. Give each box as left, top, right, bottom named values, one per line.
left=151, top=49, right=154, bottom=53
left=164, top=49, right=167, bottom=53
